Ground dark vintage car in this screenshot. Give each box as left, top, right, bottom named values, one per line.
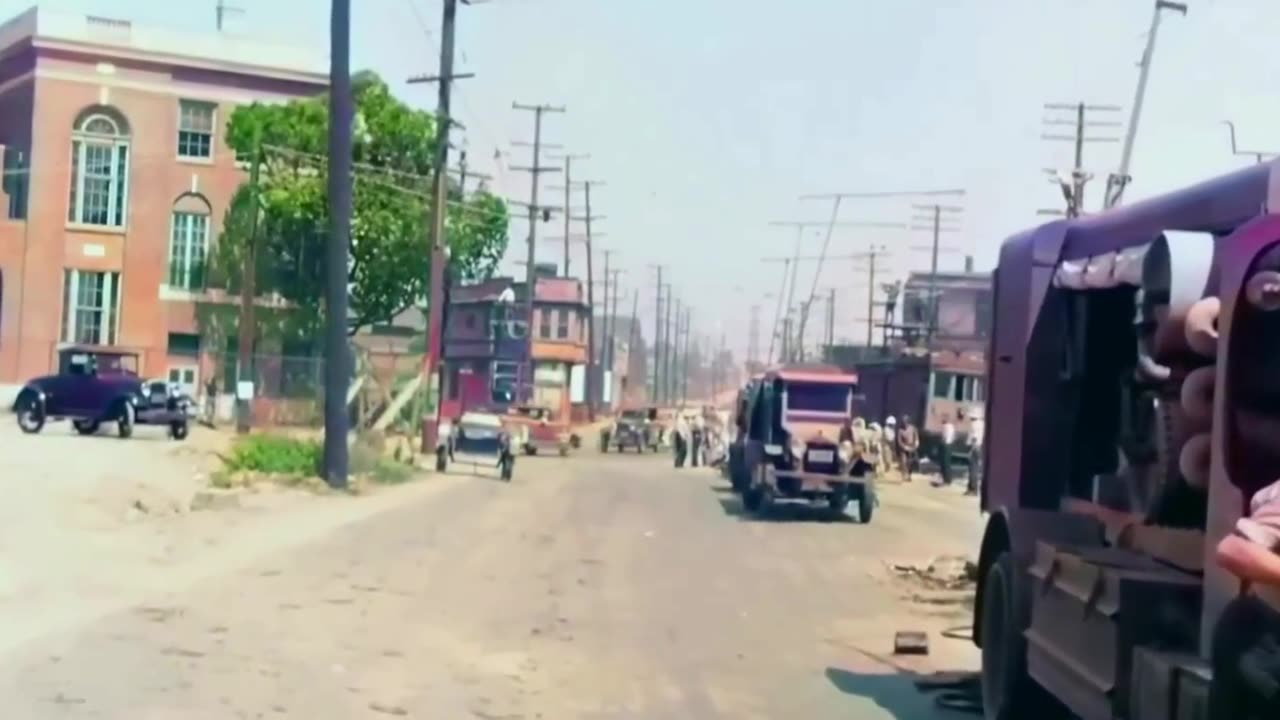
left=601, top=408, right=659, bottom=453
left=12, top=348, right=192, bottom=440
left=435, top=411, right=515, bottom=481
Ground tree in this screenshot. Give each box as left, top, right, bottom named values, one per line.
left=211, top=72, right=509, bottom=338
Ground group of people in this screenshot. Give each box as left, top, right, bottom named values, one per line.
left=672, top=411, right=715, bottom=469
left=837, top=411, right=982, bottom=495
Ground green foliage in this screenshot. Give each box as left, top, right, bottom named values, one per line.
left=222, top=434, right=322, bottom=476
left=213, top=72, right=510, bottom=338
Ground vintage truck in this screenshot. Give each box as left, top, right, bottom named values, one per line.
left=973, top=159, right=1280, bottom=719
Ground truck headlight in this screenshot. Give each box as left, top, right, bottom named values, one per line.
left=789, top=438, right=805, bottom=458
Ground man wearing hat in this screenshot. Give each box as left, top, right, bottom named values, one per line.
left=897, top=415, right=920, bottom=481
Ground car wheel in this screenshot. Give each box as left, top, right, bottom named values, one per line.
left=16, top=396, right=44, bottom=434
left=170, top=421, right=189, bottom=441
left=116, top=401, right=134, bottom=439
left=980, top=552, right=1066, bottom=720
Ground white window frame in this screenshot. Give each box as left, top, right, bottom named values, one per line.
left=62, top=269, right=121, bottom=346
left=177, top=100, right=216, bottom=161
left=167, top=210, right=210, bottom=291
left=167, top=364, right=199, bottom=395
left=68, top=114, right=130, bottom=229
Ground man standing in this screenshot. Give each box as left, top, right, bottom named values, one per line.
left=1211, top=480, right=1280, bottom=716
left=882, top=417, right=897, bottom=474
left=897, top=415, right=920, bottom=482
left=934, top=415, right=956, bottom=488
left=673, top=412, right=689, bottom=468
left=965, top=406, right=984, bottom=496
left=691, top=412, right=705, bottom=467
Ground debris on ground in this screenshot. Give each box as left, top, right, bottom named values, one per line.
left=887, top=554, right=978, bottom=590
left=893, top=630, right=929, bottom=655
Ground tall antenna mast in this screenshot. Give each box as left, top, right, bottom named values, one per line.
left=215, top=0, right=244, bottom=32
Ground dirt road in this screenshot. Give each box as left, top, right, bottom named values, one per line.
left=0, top=451, right=983, bottom=719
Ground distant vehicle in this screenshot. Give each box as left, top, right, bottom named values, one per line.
left=505, top=405, right=572, bottom=456
left=436, top=411, right=515, bottom=481
left=602, top=408, right=659, bottom=453
left=739, top=365, right=874, bottom=521
left=12, top=347, right=191, bottom=440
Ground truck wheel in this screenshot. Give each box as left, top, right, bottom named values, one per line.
left=980, top=552, right=1064, bottom=720
left=73, top=419, right=100, bottom=436
left=116, top=401, right=134, bottom=439
left=435, top=447, right=448, bottom=473
left=169, top=421, right=189, bottom=441
left=854, top=485, right=874, bottom=524
left=16, top=396, right=45, bottom=434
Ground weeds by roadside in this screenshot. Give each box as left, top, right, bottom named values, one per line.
left=210, top=432, right=419, bottom=495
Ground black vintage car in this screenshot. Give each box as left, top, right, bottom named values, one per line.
left=12, top=348, right=192, bottom=440
left=600, top=408, right=659, bottom=453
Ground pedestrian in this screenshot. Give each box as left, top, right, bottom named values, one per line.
left=691, top=413, right=705, bottom=467
left=934, top=415, right=956, bottom=488
left=897, top=415, right=920, bottom=482
left=1209, top=479, right=1280, bottom=716
left=966, top=407, right=984, bottom=496
left=882, top=417, right=898, bottom=474
left=674, top=412, right=689, bottom=468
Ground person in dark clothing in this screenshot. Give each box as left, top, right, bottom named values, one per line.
left=1211, top=479, right=1280, bottom=717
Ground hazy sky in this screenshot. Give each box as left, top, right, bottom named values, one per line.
left=13, top=0, right=1280, bottom=358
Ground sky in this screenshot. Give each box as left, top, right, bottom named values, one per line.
left=12, top=0, right=1280, bottom=361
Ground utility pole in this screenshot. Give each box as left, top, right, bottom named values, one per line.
left=1105, top=0, right=1188, bottom=209
left=650, top=267, right=665, bottom=403
left=766, top=258, right=790, bottom=366
left=681, top=309, right=692, bottom=405
left=666, top=294, right=678, bottom=405
left=794, top=191, right=951, bottom=354
left=628, top=287, right=640, bottom=405
left=863, top=246, right=885, bottom=347
left=747, top=304, right=760, bottom=368
left=580, top=181, right=604, bottom=418
left=510, top=101, right=565, bottom=403
left=235, top=131, right=263, bottom=435
left=910, top=204, right=965, bottom=345
left=548, top=153, right=589, bottom=277
left=409, top=0, right=475, bottom=456
left=1041, top=102, right=1122, bottom=217
left=606, top=268, right=623, bottom=371
left=1223, top=121, right=1278, bottom=164
left=215, top=0, right=243, bottom=31
left=322, top=0, right=354, bottom=487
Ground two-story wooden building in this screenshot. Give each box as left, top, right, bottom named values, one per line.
left=440, top=270, right=590, bottom=421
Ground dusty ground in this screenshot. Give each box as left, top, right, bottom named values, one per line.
left=0, top=445, right=984, bottom=719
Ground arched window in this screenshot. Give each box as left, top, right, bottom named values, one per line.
left=167, top=193, right=211, bottom=291
left=67, top=108, right=130, bottom=228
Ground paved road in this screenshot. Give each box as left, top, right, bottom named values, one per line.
left=0, top=451, right=983, bottom=719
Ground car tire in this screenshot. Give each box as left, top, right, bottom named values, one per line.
left=170, top=421, right=189, bottom=441
left=116, top=401, right=134, bottom=439
left=980, top=552, right=1066, bottom=720
left=16, top=396, right=45, bottom=434
left=73, top=419, right=100, bottom=436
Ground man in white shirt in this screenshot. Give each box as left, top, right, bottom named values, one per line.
left=965, top=407, right=984, bottom=496
left=934, top=416, right=956, bottom=488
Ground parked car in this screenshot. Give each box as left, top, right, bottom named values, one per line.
left=436, top=411, right=516, bottom=481
left=11, top=348, right=192, bottom=440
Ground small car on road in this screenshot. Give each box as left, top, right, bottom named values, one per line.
left=436, top=411, right=516, bottom=481
left=601, top=408, right=659, bottom=453
left=505, top=405, right=572, bottom=456
left=740, top=365, right=874, bottom=521
left=12, top=347, right=192, bottom=440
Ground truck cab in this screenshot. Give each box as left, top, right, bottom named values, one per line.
left=974, top=159, right=1280, bottom=719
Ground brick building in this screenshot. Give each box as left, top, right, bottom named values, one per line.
left=0, top=8, right=326, bottom=397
